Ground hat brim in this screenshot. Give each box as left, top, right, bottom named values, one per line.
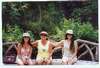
left=23, top=35, right=30, bottom=37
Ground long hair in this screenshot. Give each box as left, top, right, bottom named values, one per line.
left=65, top=34, right=75, bottom=53
left=20, top=37, right=32, bottom=47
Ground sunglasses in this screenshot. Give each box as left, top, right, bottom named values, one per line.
left=66, top=33, right=73, bottom=35
left=23, top=36, right=30, bottom=38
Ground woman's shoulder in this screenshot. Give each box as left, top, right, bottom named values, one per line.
left=74, top=40, right=78, bottom=46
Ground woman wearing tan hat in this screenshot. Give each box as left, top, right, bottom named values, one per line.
left=15, top=32, right=33, bottom=65
left=32, top=31, right=55, bottom=65
left=55, top=30, right=78, bottom=64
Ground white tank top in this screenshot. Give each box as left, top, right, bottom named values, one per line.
left=37, top=40, right=49, bottom=58
left=63, top=40, right=72, bottom=57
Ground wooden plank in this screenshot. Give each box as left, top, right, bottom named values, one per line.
left=75, top=39, right=98, bottom=46
left=3, top=42, right=17, bottom=46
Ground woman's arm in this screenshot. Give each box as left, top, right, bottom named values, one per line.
left=31, top=40, right=38, bottom=47
left=48, top=42, right=55, bottom=58
left=14, top=43, right=21, bottom=56
left=49, top=40, right=64, bottom=56
left=48, top=41, right=63, bottom=58
left=54, top=40, right=64, bottom=48
left=53, top=46, right=62, bottom=52
left=14, top=43, right=23, bottom=60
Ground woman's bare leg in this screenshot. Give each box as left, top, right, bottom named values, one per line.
left=28, top=59, right=33, bottom=65
left=62, top=57, right=68, bottom=64
left=67, top=58, right=77, bottom=65
left=17, top=59, right=24, bottom=65
left=36, top=59, right=43, bottom=65
left=46, top=57, right=52, bottom=65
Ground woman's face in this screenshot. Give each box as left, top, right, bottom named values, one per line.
left=66, top=34, right=73, bottom=40
left=23, top=36, right=30, bottom=42
left=41, top=34, right=47, bottom=40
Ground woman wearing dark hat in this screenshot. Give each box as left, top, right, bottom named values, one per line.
left=55, top=30, right=78, bottom=64
left=32, top=31, right=55, bottom=65
left=15, top=33, right=33, bottom=65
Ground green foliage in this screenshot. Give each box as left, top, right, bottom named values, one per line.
left=27, top=31, right=34, bottom=41
left=3, top=25, right=23, bottom=42
left=50, top=18, right=98, bottom=42
left=72, top=0, right=97, bottom=15
left=2, top=1, right=98, bottom=42
left=71, top=0, right=98, bottom=22
left=49, top=26, right=64, bottom=41
left=78, top=22, right=98, bottom=42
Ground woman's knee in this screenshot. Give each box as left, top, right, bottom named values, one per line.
left=67, top=58, right=77, bottom=65
left=16, top=59, right=24, bottom=65
left=28, top=61, right=33, bottom=65
left=36, top=60, right=43, bottom=65
left=46, top=60, right=52, bottom=65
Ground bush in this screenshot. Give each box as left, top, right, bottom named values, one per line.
left=78, top=22, right=98, bottom=42
left=50, top=18, right=98, bottom=42
left=3, top=18, right=98, bottom=43
left=3, top=24, right=23, bottom=42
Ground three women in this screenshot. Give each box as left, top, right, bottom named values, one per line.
left=15, top=30, right=78, bottom=65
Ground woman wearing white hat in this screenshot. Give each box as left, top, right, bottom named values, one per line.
left=32, top=31, right=55, bottom=65
left=15, top=32, right=33, bottom=65
left=55, top=29, right=78, bottom=64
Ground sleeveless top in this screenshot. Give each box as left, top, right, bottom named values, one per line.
left=62, top=40, right=73, bottom=57
left=20, top=46, right=31, bottom=59
left=37, top=40, right=49, bottom=58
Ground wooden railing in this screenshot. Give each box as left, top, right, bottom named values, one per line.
left=3, top=42, right=17, bottom=55
left=3, top=39, right=99, bottom=62
left=75, top=39, right=98, bottom=61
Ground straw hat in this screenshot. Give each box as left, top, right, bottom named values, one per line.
left=66, top=30, right=73, bottom=34
left=40, top=31, right=48, bottom=35
left=23, top=32, right=30, bottom=37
